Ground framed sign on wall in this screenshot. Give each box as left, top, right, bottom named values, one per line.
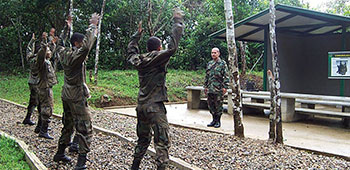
left=328, top=51, right=350, bottom=79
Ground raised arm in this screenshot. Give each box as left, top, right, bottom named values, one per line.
left=26, top=33, right=36, bottom=61
left=127, top=21, right=143, bottom=66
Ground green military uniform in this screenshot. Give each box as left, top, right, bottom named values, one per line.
left=23, top=37, right=41, bottom=126
left=36, top=42, right=58, bottom=138
left=55, top=24, right=96, bottom=155
left=127, top=16, right=184, bottom=169
left=204, top=58, right=229, bottom=126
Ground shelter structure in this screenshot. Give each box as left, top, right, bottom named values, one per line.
left=210, top=4, right=350, bottom=96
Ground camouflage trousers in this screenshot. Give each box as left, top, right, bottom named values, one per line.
left=207, top=93, right=224, bottom=117
left=27, top=84, right=41, bottom=116
left=58, top=99, right=93, bottom=154
left=38, top=87, right=54, bottom=123
left=133, top=102, right=170, bottom=168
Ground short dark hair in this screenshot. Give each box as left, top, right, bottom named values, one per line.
left=70, top=33, right=85, bottom=46
left=147, top=36, right=161, bottom=52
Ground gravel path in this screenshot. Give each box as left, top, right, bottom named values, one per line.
left=0, top=100, right=177, bottom=169
left=92, top=109, right=350, bottom=170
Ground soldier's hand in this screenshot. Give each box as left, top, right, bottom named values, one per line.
left=52, top=36, right=58, bottom=44
left=138, top=21, right=143, bottom=34
left=66, top=15, right=72, bottom=28
left=223, top=88, right=227, bottom=94
left=173, top=8, right=184, bottom=19
left=90, top=13, right=100, bottom=26
left=32, top=33, right=36, bottom=40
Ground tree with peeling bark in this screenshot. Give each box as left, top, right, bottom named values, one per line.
left=239, top=41, right=247, bottom=75
left=269, top=0, right=283, bottom=144
left=224, top=0, right=244, bottom=137
left=94, top=0, right=106, bottom=85
left=267, top=70, right=276, bottom=140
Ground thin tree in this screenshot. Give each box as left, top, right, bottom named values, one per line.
left=69, top=0, right=74, bottom=37
left=269, top=0, right=283, bottom=144
left=224, top=0, right=244, bottom=137
left=146, top=0, right=168, bottom=36
left=94, top=0, right=106, bottom=84
left=9, top=17, right=24, bottom=70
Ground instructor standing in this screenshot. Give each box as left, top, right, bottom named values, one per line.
left=204, top=47, right=229, bottom=128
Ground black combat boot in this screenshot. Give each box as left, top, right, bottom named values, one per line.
left=34, top=116, right=42, bottom=133
left=22, top=108, right=35, bottom=125
left=69, top=135, right=79, bottom=153
left=38, top=121, right=53, bottom=140
left=74, top=154, right=87, bottom=170
left=131, top=158, right=141, bottom=170
left=214, top=115, right=221, bottom=128
left=53, top=144, right=72, bottom=162
left=207, top=115, right=216, bottom=127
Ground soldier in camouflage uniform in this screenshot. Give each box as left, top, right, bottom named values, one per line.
left=53, top=13, right=99, bottom=170
left=204, top=48, right=229, bottom=128
left=22, top=33, right=41, bottom=126
left=127, top=9, right=184, bottom=170
left=36, top=36, right=58, bottom=140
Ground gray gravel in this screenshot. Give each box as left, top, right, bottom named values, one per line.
left=0, top=100, right=177, bottom=169
left=92, top=109, right=350, bottom=170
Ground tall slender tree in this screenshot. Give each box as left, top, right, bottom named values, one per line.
left=269, top=0, right=283, bottom=144
left=69, top=0, right=74, bottom=37
left=94, top=0, right=106, bottom=84
left=224, top=0, right=244, bottom=137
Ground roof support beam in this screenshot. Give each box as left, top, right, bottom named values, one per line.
left=278, top=23, right=337, bottom=30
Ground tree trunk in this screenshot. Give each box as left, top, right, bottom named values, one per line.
left=69, top=0, right=74, bottom=37
left=224, top=0, right=244, bottom=137
left=239, top=41, right=247, bottom=75
left=10, top=17, right=24, bottom=70
left=267, top=70, right=276, bottom=140
left=269, top=0, right=283, bottom=144
left=94, top=0, right=106, bottom=85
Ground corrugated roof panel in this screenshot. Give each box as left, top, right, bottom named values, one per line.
left=278, top=15, right=326, bottom=27
left=235, top=25, right=260, bottom=37
left=244, top=30, right=265, bottom=42
left=310, top=25, right=342, bottom=34
left=250, top=11, right=290, bottom=25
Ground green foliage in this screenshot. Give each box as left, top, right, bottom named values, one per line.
left=0, top=136, right=30, bottom=170
left=1, top=0, right=307, bottom=72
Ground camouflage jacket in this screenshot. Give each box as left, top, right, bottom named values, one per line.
left=204, top=58, right=229, bottom=94
left=127, top=17, right=184, bottom=104
left=36, top=43, right=58, bottom=89
left=56, top=24, right=97, bottom=101
left=27, top=37, right=40, bottom=85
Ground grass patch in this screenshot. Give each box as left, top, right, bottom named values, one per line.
left=0, top=69, right=263, bottom=113
left=0, top=69, right=206, bottom=113
left=0, top=135, right=30, bottom=170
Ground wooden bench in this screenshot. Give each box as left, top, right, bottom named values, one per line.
left=186, top=86, right=350, bottom=127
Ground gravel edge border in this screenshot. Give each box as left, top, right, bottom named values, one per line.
left=0, top=98, right=202, bottom=170
left=0, top=131, right=48, bottom=170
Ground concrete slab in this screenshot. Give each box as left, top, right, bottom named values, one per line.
left=106, top=104, right=350, bottom=158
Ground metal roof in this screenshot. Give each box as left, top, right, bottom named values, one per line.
left=209, top=4, right=350, bottom=43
